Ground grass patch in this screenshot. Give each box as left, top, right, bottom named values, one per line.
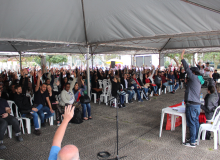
left=208, top=148, right=213, bottom=151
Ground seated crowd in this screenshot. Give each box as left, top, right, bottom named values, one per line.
left=0, top=59, right=220, bottom=152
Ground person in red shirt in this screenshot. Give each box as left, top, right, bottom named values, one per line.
left=161, top=71, right=168, bottom=91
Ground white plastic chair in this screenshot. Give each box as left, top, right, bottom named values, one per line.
left=206, top=106, right=220, bottom=123
left=120, top=84, right=129, bottom=103
left=7, top=100, right=25, bottom=136
left=91, top=93, right=97, bottom=103
left=197, top=111, right=220, bottom=149
left=16, top=105, right=31, bottom=134
left=100, top=85, right=108, bottom=105
left=98, top=80, right=103, bottom=89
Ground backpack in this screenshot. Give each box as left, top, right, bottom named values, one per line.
left=70, top=108, right=83, bottom=124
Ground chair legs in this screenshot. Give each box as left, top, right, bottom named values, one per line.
left=214, top=131, right=217, bottom=149
left=7, top=125, right=12, bottom=139
left=159, top=111, right=165, bottom=137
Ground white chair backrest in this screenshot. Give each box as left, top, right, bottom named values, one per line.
left=98, top=80, right=103, bottom=88
left=15, top=105, right=20, bottom=118
left=213, top=106, right=220, bottom=120
left=211, top=112, right=220, bottom=130
left=121, top=84, right=124, bottom=90
left=7, top=100, right=14, bottom=116
left=107, top=85, right=111, bottom=96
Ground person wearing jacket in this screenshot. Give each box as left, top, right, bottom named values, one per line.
left=59, top=77, right=77, bottom=107
left=201, top=73, right=219, bottom=140
left=109, top=69, right=125, bottom=108
left=14, top=69, right=42, bottom=135
left=181, top=50, right=202, bottom=147
left=131, top=74, right=143, bottom=102
left=73, top=80, right=92, bottom=120
left=121, top=74, right=135, bottom=103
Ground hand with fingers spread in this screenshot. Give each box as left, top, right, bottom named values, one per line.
left=63, top=105, right=75, bottom=121
left=38, top=70, right=42, bottom=78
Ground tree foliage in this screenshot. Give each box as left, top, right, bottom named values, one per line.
left=166, top=53, right=193, bottom=66
left=46, top=55, right=68, bottom=67
left=33, top=55, right=68, bottom=67
left=202, top=52, right=220, bottom=69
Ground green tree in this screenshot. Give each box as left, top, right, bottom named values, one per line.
left=34, top=56, right=41, bottom=65
left=202, top=52, right=220, bottom=69
left=46, top=55, right=68, bottom=68
left=166, top=53, right=193, bottom=66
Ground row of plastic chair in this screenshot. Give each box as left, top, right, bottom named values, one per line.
left=5, top=100, right=54, bottom=138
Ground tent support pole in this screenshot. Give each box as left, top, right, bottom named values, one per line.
left=19, top=51, right=22, bottom=72
left=91, top=46, right=93, bottom=71
left=159, top=51, right=161, bottom=67
left=87, top=45, right=91, bottom=98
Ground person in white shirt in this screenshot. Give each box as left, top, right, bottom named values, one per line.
left=204, top=62, right=210, bottom=76
left=59, top=78, right=77, bottom=107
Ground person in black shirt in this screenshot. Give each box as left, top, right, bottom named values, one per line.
left=47, top=80, right=62, bottom=126
left=0, top=90, right=23, bottom=150
left=14, top=69, right=42, bottom=135
left=212, top=70, right=220, bottom=82
left=0, top=84, right=8, bottom=100
left=34, top=71, right=54, bottom=127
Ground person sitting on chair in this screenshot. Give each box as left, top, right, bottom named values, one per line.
left=0, top=90, right=23, bottom=150
left=14, top=69, right=42, bottom=135
left=167, top=70, right=179, bottom=94
left=34, top=71, right=54, bottom=127
left=121, top=74, right=135, bottom=103
left=131, top=73, right=143, bottom=102
left=59, top=77, right=77, bottom=108
left=47, top=80, right=62, bottom=126
left=73, top=80, right=92, bottom=120
left=109, top=70, right=125, bottom=108
left=201, top=72, right=219, bottom=140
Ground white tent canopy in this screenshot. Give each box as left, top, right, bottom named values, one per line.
left=0, top=0, right=220, bottom=55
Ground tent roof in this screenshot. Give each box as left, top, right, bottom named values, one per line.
left=0, top=0, right=220, bottom=55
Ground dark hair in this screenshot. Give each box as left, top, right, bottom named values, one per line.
left=65, top=83, right=70, bottom=87
left=208, top=85, right=215, bottom=94
left=15, top=85, right=22, bottom=90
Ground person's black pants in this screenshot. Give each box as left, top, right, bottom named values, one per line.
left=0, top=115, right=21, bottom=140
left=156, top=84, right=161, bottom=92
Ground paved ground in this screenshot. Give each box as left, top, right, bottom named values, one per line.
left=1, top=88, right=220, bottom=160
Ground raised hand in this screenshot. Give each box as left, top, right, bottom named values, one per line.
left=63, top=105, right=75, bottom=121
left=38, top=70, right=42, bottom=78
left=181, top=49, right=185, bottom=60
left=56, top=80, right=60, bottom=86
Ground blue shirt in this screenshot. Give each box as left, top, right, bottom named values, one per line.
left=168, top=74, right=176, bottom=84
left=48, top=146, right=61, bottom=160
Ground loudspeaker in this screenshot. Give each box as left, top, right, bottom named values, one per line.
left=111, top=61, right=115, bottom=68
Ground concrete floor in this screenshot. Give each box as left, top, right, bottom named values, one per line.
left=0, top=88, right=219, bottom=160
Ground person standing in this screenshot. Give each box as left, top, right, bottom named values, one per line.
left=181, top=50, right=202, bottom=147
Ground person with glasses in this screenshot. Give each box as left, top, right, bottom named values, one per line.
left=48, top=105, right=80, bottom=160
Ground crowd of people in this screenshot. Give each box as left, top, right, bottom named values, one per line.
left=0, top=50, right=220, bottom=156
